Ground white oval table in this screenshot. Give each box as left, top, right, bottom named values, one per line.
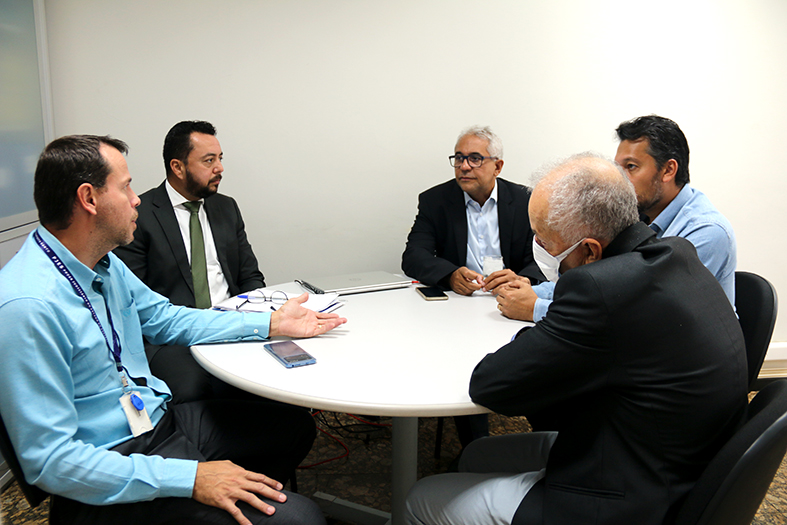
left=192, top=281, right=528, bottom=524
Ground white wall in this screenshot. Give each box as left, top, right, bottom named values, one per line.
left=44, top=0, right=787, bottom=339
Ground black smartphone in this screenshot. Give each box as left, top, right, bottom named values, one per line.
left=263, top=341, right=316, bottom=368
left=416, top=286, right=448, bottom=301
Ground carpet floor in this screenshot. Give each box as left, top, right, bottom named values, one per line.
left=3, top=412, right=786, bottom=524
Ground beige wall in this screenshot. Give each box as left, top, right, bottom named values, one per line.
left=43, top=0, right=787, bottom=339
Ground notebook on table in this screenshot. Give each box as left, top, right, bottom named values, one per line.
left=304, top=271, right=413, bottom=296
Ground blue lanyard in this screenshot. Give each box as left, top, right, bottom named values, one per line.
left=34, top=231, right=129, bottom=387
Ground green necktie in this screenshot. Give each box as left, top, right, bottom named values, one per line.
left=183, top=201, right=211, bottom=309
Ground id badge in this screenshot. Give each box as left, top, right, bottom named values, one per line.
left=120, top=392, right=154, bottom=437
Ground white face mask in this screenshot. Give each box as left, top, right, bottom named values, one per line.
left=533, top=237, right=584, bottom=282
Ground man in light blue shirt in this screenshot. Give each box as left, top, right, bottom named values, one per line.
left=496, top=116, right=736, bottom=322
left=0, top=135, right=346, bottom=525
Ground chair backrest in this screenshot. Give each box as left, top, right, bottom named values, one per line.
left=735, top=271, right=778, bottom=390
left=0, top=409, right=49, bottom=507
left=673, top=379, right=787, bottom=525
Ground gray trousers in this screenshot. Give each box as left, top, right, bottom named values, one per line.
left=405, top=432, right=557, bottom=525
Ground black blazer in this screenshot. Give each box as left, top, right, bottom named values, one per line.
left=401, top=178, right=543, bottom=287
left=470, top=222, right=748, bottom=525
left=114, top=182, right=264, bottom=308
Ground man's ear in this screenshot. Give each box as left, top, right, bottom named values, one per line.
left=660, top=159, right=678, bottom=185
left=75, top=182, right=99, bottom=216
left=170, top=158, right=186, bottom=179
left=494, top=159, right=504, bottom=176
left=582, top=238, right=604, bottom=264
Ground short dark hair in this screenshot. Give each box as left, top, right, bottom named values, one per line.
left=34, top=135, right=128, bottom=230
left=163, top=120, right=216, bottom=178
left=616, top=115, right=690, bottom=187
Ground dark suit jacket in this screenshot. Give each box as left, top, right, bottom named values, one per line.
left=401, top=178, right=543, bottom=287
left=470, top=222, right=747, bottom=525
left=114, top=182, right=264, bottom=308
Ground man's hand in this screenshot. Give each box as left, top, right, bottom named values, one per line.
left=495, top=279, right=537, bottom=321
left=269, top=293, right=347, bottom=338
left=449, top=267, right=484, bottom=295
left=193, top=460, right=285, bottom=525
left=482, top=269, right=523, bottom=293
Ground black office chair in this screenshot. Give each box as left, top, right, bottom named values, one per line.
left=0, top=409, right=50, bottom=509
left=735, top=271, right=778, bottom=390
left=672, top=379, right=787, bottom=525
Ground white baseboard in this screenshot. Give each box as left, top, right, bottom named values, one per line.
left=765, top=342, right=787, bottom=361
left=760, top=342, right=787, bottom=379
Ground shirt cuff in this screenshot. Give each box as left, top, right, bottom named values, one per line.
left=160, top=459, right=200, bottom=498
left=533, top=298, right=551, bottom=323
left=532, top=281, right=556, bottom=300
left=245, top=312, right=271, bottom=339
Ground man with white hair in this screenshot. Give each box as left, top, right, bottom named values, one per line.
left=401, top=126, right=543, bottom=449
left=402, top=125, right=543, bottom=297
left=405, top=153, right=746, bottom=525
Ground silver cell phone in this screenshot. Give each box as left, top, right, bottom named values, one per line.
left=416, top=286, right=448, bottom=301
left=263, top=341, right=316, bottom=368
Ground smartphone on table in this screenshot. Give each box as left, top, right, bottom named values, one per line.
left=264, top=341, right=316, bottom=368
left=416, top=286, right=448, bottom=301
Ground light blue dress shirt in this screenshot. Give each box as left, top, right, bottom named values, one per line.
left=464, top=182, right=501, bottom=275
left=0, top=227, right=271, bottom=505
left=531, top=185, right=736, bottom=321
left=649, top=185, right=736, bottom=303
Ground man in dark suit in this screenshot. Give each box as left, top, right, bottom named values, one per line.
left=115, top=121, right=265, bottom=403
left=402, top=126, right=543, bottom=296
left=401, top=126, right=543, bottom=450
left=405, top=153, right=747, bottom=525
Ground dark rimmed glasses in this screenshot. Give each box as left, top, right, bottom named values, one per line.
left=449, top=154, right=498, bottom=168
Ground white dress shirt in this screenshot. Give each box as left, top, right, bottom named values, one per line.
left=165, top=180, right=231, bottom=305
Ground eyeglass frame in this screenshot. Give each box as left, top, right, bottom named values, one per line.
left=236, top=290, right=290, bottom=310
left=448, top=154, right=499, bottom=169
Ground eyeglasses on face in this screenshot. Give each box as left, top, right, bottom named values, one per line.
left=449, top=154, right=497, bottom=168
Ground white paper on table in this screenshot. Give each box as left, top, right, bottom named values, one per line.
left=213, top=291, right=340, bottom=313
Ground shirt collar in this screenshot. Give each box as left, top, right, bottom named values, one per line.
left=35, top=225, right=108, bottom=289
left=165, top=179, right=203, bottom=209
left=650, top=184, right=693, bottom=234
left=463, top=180, right=498, bottom=209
